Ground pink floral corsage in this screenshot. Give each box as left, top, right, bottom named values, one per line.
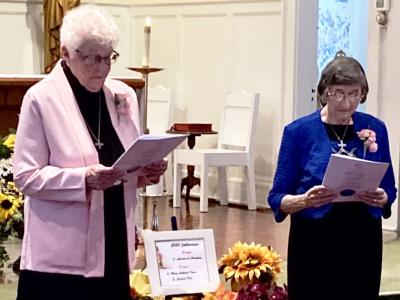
left=357, top=129, right=378, bottom=158
left=114, top=93, right=130, bottom=123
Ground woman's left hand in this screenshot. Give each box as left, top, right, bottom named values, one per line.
left=357, top=188, right=388, bottom=208
left=141, top=159, right=168, bottom=184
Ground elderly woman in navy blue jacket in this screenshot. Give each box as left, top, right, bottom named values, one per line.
left=268, top=52, right=397, bottom=300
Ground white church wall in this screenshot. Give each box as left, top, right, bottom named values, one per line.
left=0, top=1, right=43, bottom=73
left=1, top=0, right=398, bottom=225
left=0, top=0, right=290, bottom=209
left=122, top=1, right=284, bottom=207
left=367, top=1, right=400, bottom=231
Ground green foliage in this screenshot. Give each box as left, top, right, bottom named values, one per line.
left=0, top=129, right=23, bottom=269
left=0, top=245, right=9, bottom=268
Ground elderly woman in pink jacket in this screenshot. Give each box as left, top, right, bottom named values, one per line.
left=13, top=5, right=166, bottom=300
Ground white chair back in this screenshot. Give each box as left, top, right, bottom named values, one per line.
left=217, top=90, right=260, bottom=154
left=146, top=85, right=174, bottom=196
left=173, top=90, right=260, bottom=212
left=147, top=85, right=173, bottom=134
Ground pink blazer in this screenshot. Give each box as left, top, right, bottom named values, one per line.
left=13, top=61, right=147, bottom=277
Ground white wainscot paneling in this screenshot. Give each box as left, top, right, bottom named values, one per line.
left=149, top=16, right=179, bottom=92
left=105, top=5, right=134, bottom=77
left=0, top=2, right=43, bottom=74
left=130, top=15, right=179, bottom=91
left=231, top=11, right=282, bottom=190
left=181, top=14, right=231, bottom=149
left=147, top=2, right=285, bottom=208
left=0, top=0, right=286, bottom=209
left=231, top=12, right=282, bottom=92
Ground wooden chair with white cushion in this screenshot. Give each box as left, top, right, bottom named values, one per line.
left=173, top=90, right=260, bottom=212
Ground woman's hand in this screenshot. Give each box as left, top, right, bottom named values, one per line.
left=303, top=185, right=337, bottom=208
left=280, top=185, right=337, bottom=215
left=140, top=159, right=168, bottom=184
left=357, top=188, right=387, bottom=208
left=86, top=164, right=125, bottom=190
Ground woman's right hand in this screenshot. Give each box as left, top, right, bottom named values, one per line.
left=280, top=185, right=337, bottom=214
left=85, top=164, right=125, bottom=190
left=303, top=185, right=337, bottom=208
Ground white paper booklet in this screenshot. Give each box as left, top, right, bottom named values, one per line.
left=113, top=134, right=187, bottom=173
left=322, top=153, right=389, bottom=202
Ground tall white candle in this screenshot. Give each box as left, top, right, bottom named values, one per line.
left=142, top=17, right=151, bottom=67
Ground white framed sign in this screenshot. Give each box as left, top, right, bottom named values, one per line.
left=143, top=229, right=220, bottom=296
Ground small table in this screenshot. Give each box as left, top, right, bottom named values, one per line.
left=167, top=126, right=217, bottom=211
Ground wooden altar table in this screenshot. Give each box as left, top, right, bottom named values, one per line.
left=0, top=75, right=145, bottom=135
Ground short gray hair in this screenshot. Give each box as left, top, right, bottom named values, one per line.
left=60, top=4, right=119, bottom=53
left=317, top=50, right=369, bottom=105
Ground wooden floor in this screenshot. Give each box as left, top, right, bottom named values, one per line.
left=135, top=196, right=400, bottom=293
left=1, top=196, right=399, bottom=299
left=137, top=196, right=290, bottom=260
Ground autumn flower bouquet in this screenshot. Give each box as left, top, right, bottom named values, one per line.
left=0, top=130, right=24, bottom=268
left=217, top=241, right=287, bottom=300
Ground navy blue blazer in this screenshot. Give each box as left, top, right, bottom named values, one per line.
left=268, top=109, right=397, bottom=222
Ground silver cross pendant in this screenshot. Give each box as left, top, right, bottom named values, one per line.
left=95, top=141, right=104, bottom=150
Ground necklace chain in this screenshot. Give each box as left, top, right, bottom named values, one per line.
left=329, top=124, right=348, bottom=146
left=85, top=94, right=103, bottom=150
left=328, top=124, right=356, bottom=157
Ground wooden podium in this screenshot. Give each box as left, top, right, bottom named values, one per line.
left=0, top=75, right=145, bottom=135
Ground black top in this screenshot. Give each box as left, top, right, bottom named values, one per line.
left=323, top=123, right=357, bottom=143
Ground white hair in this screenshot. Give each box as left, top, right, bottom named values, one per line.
left=60, top=4, right=119, bottom=52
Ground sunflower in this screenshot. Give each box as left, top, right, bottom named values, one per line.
left=219, top=241, right=282, bottom=283
left=3, top=133, right=16, bottom=150
left=0, top=192, right=22, bottom=222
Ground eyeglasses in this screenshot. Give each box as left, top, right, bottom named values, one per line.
left=326, top=88, right=362, bottom=102
left=75, top=49, right=120, bottom=66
